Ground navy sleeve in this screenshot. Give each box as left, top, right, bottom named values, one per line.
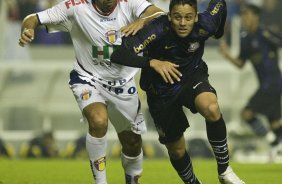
left=198, top=0, right=227, bottom=39
left=111, top=16, right=166, bottom=68
left=110, top=46, right=151, bottom=68
left=262, top=28, right=282, bottom=48
left=239, top=32, right=249, bottom=62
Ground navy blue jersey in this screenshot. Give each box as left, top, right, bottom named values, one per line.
left=239, top=27, right=282, bottom=94
left=121, top=0, right=227, bottom=97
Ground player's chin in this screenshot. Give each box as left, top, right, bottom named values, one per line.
left=176, top=31, right=189, bottom=38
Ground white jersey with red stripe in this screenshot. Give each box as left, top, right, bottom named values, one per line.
left=37, top=0, right=151, bottom=87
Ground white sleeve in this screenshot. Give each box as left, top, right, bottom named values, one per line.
left=37, top=0, right=73, bottom=33
left=130, top=0, right=152, bottom=17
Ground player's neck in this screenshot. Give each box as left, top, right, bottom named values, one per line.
left=250, top=22, right=259, bottom=33
left=93, top=1, right=117, bottom=16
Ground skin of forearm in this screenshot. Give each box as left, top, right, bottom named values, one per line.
left=21, top=14, right=39, bottom=32
left=224, top=53, right=244, bottom=69
left=139, top=6, right=164, bottom=24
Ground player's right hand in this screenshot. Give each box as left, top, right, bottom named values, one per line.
left=19, top=28, right=34, bottom=47
left=149, top=59, right=182, bottom=84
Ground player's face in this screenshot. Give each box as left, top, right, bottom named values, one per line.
left=240, top=8, right=258, bottom=32
left=95, top=0, right=118, bottom=13
left=168, top=4, right=198, bottom=38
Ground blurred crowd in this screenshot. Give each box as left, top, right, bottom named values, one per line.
left=3, top=0, right=282, bottom=46
left=0, top=131, right=160, bottom=159
left=5, top=0, right=71, bottom=45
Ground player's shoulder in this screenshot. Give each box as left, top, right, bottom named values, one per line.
left=117, top=0, right=151, bottom=7
left=151, top=14, right=169, bottom=27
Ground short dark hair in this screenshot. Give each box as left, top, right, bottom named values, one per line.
left=243, top=4, right=262, bottom=17
left=169, top=0, right=197, bottom=13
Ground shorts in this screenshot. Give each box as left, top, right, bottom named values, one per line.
left=245, top=90, right=281, bottom=122
left=69, top=70, right=146, bottom=134
left=147, top=62, right=216, bottom=144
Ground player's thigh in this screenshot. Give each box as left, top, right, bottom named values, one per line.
left=69, top=81, right=108, bottom=124
left=101, top=80, right=146, bottom=134
left=148, top=97, right=188, bottom=144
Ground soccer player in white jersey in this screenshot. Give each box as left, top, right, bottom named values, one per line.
left=18, top=0, right=163, bottom=183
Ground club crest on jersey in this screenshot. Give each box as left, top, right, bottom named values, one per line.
left=94, top=156, right=106, bottom=171
left=188, top=42, right=200, bottom=52
left=106, top=30, right=118, bottom=44
left=80, top=89, right=92, bottom=101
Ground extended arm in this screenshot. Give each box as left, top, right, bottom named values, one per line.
left=218, top=41, right=245, bottom=68
left=121, top=5, right=164, bottom=36
left=111, top=46, right=181, bottom=84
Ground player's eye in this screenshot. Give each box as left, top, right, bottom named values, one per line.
left=173, top=15, right=182, bottom=21
left=185, top=14, right=194, bottom=21
left=187, top=16, right=192, bottom=20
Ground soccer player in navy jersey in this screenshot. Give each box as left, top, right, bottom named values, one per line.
left=110, top=0, right=245, bottom=183
left=219, top=3, right=282, bottom=161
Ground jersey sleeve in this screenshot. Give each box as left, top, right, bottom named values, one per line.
left=238, top=31, right=249, bottom=62
left=37, top=0, right=74, bottom=33
left=262, top=28, right=282, bottom=48
left=198, top=0, right=227, bottom=39
left=122, top=16, right=166, bottom=53
left=129, top=0, right=152, bottom=17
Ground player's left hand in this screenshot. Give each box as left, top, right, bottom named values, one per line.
left=120, top=18, right=145, bottom=37
left=149, top=59, right=182, bottom=84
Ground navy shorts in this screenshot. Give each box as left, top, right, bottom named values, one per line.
left=245, top=89, right=281, bottom=122
left=147, top=63, right=217, bottom=144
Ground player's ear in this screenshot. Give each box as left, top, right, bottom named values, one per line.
left=195, top=12, right=198, bottom=22
left=168, top=13, right=171, bottom=22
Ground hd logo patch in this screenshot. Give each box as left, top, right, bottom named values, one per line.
left=94, top=156, right=106, bottom=171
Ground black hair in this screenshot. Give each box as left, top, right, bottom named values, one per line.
left=169, top=0, right=197, bottom=12
left=243, top=4, right=262, bottom=17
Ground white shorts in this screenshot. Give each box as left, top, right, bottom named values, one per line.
left=69, top=70, right=146, bottom=134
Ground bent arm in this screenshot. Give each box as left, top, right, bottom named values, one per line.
left=139, top=5, right=164, bottom=24
left=121, top=5, right=164, bottom=36
left=111, top=46, right=150, bottom=68
left=19, top=14, right=39, bottom=47
left=111, top=46, right=181, bottom=84
left=199, top=0, right=227, bottom=39
left=263, top=29, right=282, bottom=48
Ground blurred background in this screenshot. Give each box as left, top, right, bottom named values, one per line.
left=0, top=0, right=281, bottom=162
